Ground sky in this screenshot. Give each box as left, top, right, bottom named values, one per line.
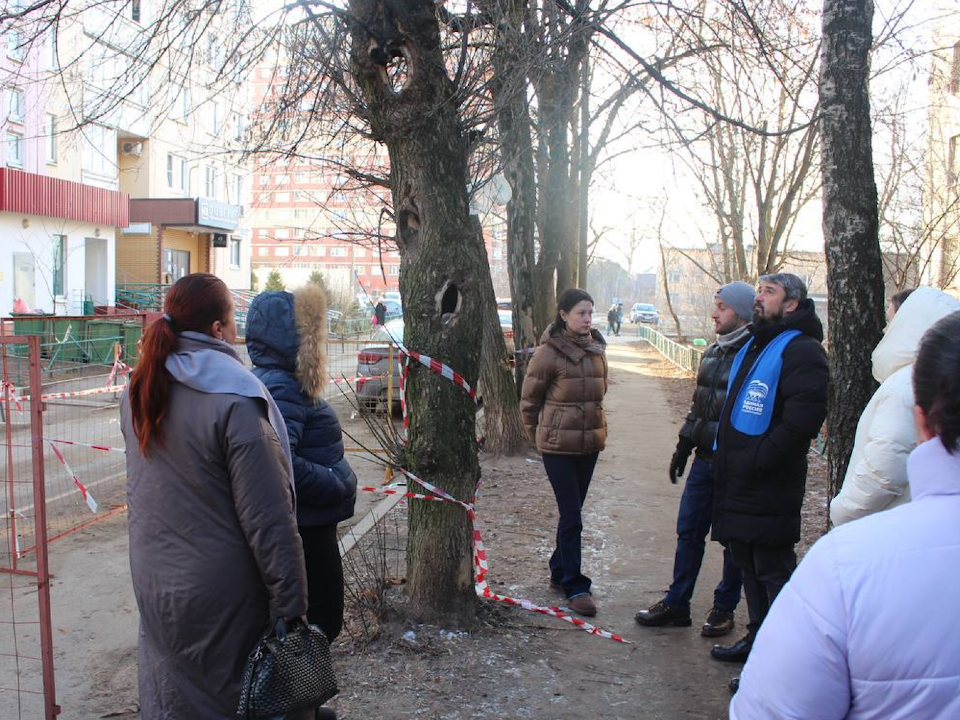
left=590, top=0, right=941, bottom=275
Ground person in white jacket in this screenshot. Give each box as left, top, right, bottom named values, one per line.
left=829, top=286, right=960, bottom=526
left=730, top=309, right=960, bottom=719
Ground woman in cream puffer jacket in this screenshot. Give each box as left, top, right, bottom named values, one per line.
left=830, top=287, right=960, bottom=526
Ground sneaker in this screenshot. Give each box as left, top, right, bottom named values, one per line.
left=634, top=600, right=692, bottom=627
left=701, top=607, right=735, bottom=637
left=568, top=593, right=597, bottom=617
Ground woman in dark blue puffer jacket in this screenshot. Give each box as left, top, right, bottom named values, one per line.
left=246, top=284, right=357, bottom=641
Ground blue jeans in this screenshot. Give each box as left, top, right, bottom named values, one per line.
left=664, top=457, right=742, bottom=611
left=543, top=452, right=599, bottom=598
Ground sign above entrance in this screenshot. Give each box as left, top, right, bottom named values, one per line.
left=197, top=198, right=242, bottom=231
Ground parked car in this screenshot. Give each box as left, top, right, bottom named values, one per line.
left=356, top=312, right=515, bottom=411
left=499, top=309, right=515, bottom=353
left=356, top=319, right=404, bottom=413
left=630, top=302, right=659, bottom=325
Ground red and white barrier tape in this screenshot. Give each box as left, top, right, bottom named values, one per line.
left=48, top=441, right=99, bottom=513
left=393, top=473, right=629, bottom=644
left=48, top=438, right=126, bottom=454
left=1, top=378, right=22, bottom=412
left=106, top=344, right=132, bottom=388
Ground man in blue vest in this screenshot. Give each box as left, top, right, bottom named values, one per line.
left=635, top=281, right=754, bottom=636
left=709, top=273, right=828, bottom=679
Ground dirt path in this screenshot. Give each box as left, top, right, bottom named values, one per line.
left=35, top=339, right=746, bottom=719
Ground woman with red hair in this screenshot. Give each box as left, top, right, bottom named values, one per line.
left=121, top=273, right=308, bottom=719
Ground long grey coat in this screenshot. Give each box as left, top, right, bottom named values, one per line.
left=121, top=377, right=308, bottom=719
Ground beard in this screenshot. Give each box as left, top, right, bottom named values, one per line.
left=752, top=306, right=785, bottom=328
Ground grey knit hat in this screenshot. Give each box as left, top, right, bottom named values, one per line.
left=716, top=281, right=756, bottom=322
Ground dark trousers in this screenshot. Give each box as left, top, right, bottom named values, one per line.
left=299, top=522, right=344, bottom=642
left=728, top=540, right=796, bottom=643
left=664, top=457, right=742, bottom=611
left=543, top=452, right=599, bottom=598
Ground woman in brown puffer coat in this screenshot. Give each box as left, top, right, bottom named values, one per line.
left=520, top=287, right=608, bottom=617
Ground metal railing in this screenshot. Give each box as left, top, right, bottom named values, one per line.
left=634, top=324, right=704, bottom=375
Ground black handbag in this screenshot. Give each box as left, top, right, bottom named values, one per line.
left=237, top=618, right=339, bottom=719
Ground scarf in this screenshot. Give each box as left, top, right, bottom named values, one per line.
left=563, top=328, right=604, bottom=355
left=716, top=329, right=801, bottom=445
left=165, top=331, right=295, bottom=495
left=716, top=324, right=752, bottom=351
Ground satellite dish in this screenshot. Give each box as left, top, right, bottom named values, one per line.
left=469, top=173, right=513, bottom=215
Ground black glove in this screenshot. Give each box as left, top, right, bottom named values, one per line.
left=669, top=438, right=695, bottom=484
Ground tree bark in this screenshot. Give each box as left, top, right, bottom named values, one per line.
left=474, top=216, right=526, bottom=455
left=820, top=0, right=886, bottom=501
left=348, top=0, right=481, bottom=624
left=488, top=3, right=540, bottom=388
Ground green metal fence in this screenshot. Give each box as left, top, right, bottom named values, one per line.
left=634, top=324, right=704, bottom=375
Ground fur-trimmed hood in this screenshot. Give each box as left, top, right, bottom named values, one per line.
left=246, top=285, right=328, bottom=399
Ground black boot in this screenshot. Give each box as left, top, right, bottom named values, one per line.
left=710, top=635, right=751, bottom=663
left=634, top=600, right=692, bottom=627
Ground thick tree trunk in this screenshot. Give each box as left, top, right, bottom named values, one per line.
left=488, top=0, right=540, bottom=389
left=820, top=0, right=886, bottom=501
left=348, top=0, right=480, bottom=624
left=474, top=217, right=526, bottom=455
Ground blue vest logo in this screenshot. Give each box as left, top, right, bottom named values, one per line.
left=741, top=380, right=769, bottom=416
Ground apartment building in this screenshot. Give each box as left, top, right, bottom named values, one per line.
left=926, top=7, right=960, bottom=296
left=247, top=62, right=512, bottom=305
left=0, top=21, right=128, bottom=316
left=0, top=0, right=254, bottom=318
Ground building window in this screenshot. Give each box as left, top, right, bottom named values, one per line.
left=388, top=266, right=400, bottom=276
left=131, top=0, right=141, bottom=22
left=205, top=34, right=220, bottom=67
left=52, top=235, right=66, bottom=296
left=256, top=246, right=268, bottom=256
left=952, top=41, right=960, bottom=95
left=232, top=173, right=243, bottom=205
left=176, top=86, right=190, bottom=123
left=231, top=112, right=243, bottom=142
left=47, top=28, right=57, bottom=70
left=950, top=135, right=960, bottom=187
left=259, top=174, right=269, bottom=185
left=6, top=130, right=23, bottom=167
left=45, top=113, right=56, bottom=163
left=204, top=165, right=217, bottom=198
left=8, top=87, right=24, bottom=123
left=166, top=153, right=187, bottom=192
left=212, top=101, right=222, bottom=134
left=275, top=246, right=289, bottom=256
left=6, top=30, right=24, bottom=62
left=667, top=270, right=682, bottom=284
left=329, top=246, right=348, bottom=257
left=293, top=208, right=308, bottom=220
left=80, top=124, right=117, bottom=178
left=229, top=237, right=241, bottom=268
left=354, top=247, right=366, bottom=258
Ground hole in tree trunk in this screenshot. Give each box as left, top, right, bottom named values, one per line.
left=369, top=42, right=411, bottom=95
left=436, top=281, right=462, bottom=326
left=397, top=203, right=421, bottom=251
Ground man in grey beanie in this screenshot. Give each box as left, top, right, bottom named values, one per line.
left=635, top=280, right=754, bottom=636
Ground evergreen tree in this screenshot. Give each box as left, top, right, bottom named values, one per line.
left=264, top=269, right=285, bottom=292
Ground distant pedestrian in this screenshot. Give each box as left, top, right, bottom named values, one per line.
left=830, top=287, right=960, bottom=526
left=247, top=285, right=358, bottom=644
left=607, top=304, right=618, bottom=336
left=521, top=288, right=608, bottom=617
left=121, top=273, right=307, bottom=719
left=710, top=273, right=828, bottom=687
left=635, top=281, right=753, bottom=637
left=731, top=309, right=960, bottom=718
left=374, top=298, right=387, bottom=327
left=615, top=303, right=624, bottom=335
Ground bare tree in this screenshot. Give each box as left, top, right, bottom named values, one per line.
left=820, top=0, right=887, bottom=497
